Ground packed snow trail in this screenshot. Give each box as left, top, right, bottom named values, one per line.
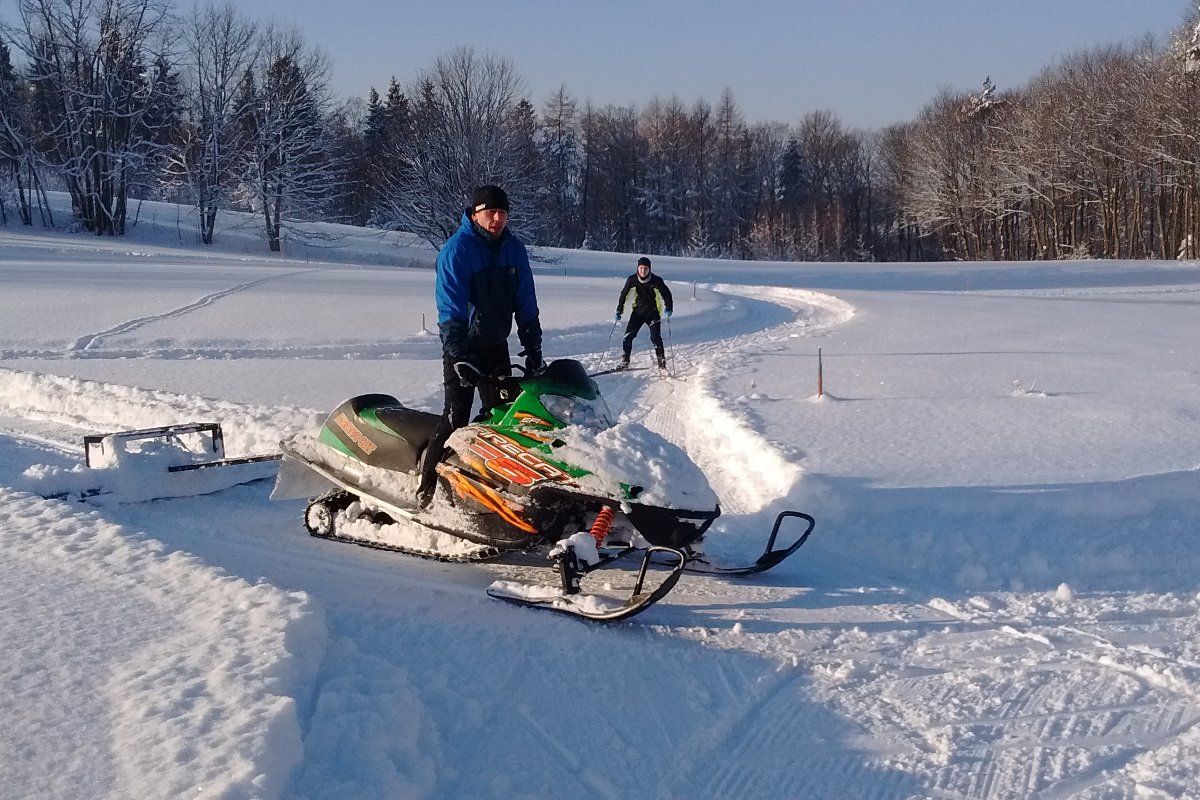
left=603, top=283, right=851, bottom=551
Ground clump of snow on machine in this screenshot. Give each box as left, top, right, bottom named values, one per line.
left=542, top=421, right=719, bottom=511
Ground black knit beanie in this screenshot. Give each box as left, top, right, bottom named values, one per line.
left=637, top=257, right=651, bottom=268
left=470, top=185, right=510, bottom=213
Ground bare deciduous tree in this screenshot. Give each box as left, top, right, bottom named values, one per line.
left=235, top=26, right=339, bottom=252
left=374, top=47, right=532, bottom=247
left=174, top=2, right=258, bottom=244
left=9, top=0, right=175, bottom=235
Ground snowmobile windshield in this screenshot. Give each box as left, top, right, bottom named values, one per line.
left=533, top=359, right=600, bottom=400
left=540, top=392, right=614, bottom=431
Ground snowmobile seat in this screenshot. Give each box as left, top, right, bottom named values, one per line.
left=370, top=405, right=441, bottom=468
left=329, top=394, right=441, bottom=473
left=373, top=405, right=440, bottom=444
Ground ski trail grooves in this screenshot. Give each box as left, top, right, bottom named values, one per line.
left=795, top=593, right=1200, bottom=799
left=70, top=270, right=318, bottom=353
left=640, top=374, right=797, bottom=515
left=636, top=286, right=853, bottom=515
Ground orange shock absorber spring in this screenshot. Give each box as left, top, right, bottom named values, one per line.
left=588, top=505, right=615, bottom=546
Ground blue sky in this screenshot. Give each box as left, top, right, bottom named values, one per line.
left=258, top=0, right=1188, bottom=130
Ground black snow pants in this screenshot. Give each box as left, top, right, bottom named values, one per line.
left=622, top=311, right=664, bottom=362
left=416, top=340, right=511, bottom=503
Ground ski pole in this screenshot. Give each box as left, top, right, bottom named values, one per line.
left=604, top=317, right=618, bottom=360
left=666, top=316, right=674, bottom=373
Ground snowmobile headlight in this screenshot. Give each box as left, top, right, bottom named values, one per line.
left=540, top=393, right=614, bottom=430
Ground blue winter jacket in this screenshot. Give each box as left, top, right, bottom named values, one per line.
left=435, top=213, right=541, bottom=362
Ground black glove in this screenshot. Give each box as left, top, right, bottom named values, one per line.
left=521, top=348, right=546, bottom=375
left=453, top=361, right=482, bottom=387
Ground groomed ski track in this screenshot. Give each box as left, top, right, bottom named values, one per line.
left=3, top=242, right=1200, bottom=798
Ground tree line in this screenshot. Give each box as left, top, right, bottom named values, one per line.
left=3, top=0, right=1200, bottom=262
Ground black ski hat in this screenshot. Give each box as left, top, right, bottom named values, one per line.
left=470, top=185, right=510, bottom=213
left=637, top=256, right=651, bottom=268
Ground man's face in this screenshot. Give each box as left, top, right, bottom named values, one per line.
left=473, top=208, right=508, bottom=236
left=637, top=264, right=650, bottom=279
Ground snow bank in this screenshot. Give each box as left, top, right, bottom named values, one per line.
left=0, top=488, right=327, bottom=799
left=0, top=366, right=319, bottom=457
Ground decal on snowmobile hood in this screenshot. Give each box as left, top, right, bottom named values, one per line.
left=467, top=429, right=574, bottom=487
left=333, top=412, right=377, bottom=455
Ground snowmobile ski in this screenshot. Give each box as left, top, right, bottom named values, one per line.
left=486, top=545, right=686, bottom=622
left=680, top=511, right=815, bottom=577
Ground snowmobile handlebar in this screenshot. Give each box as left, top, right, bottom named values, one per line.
left=453, top=361, right=484, bottom=387
left=454, top=360, right=544, bottom=389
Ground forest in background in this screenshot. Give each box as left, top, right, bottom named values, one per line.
left=4, top=0, right=1200, bottom=262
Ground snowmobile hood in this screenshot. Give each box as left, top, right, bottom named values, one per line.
left=482, top=359, right=610, bottom=434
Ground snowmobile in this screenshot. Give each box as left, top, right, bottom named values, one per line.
left=272, top=358, right=815, bottom=621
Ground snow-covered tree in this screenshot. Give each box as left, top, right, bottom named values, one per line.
left=235, top=27, right=340, bottom=252
left=373, top=47, right=533, bottom=248
left=173, top=2, right=259, bottom=244
left=0, top=38, right=34, bottom=225
left=339, top=78, right=409, bottom=226
left=742, top=121, right=790, bottom=259
left=637, top=96, right=691, bottom=252
left=1171, top=4, right=1200, bottom=73
left=9, top=0, right=176, bottom=235
left=577, top=102, right=644, bottom=252
left=710, top=88, right=756, bottom=257
left=504, top=97, right=551, bottom=244
left=958, top=76, right=997, bottom=121
left=539, top=85, right=583, bottom=246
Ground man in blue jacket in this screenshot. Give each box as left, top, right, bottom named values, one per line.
left=416, top=184, right=544, bottom=508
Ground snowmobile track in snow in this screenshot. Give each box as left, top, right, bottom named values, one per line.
left=68, top=269, right=321, bottom=353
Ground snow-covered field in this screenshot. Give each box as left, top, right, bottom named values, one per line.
left=3, top=204, right=1200, bottom=799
